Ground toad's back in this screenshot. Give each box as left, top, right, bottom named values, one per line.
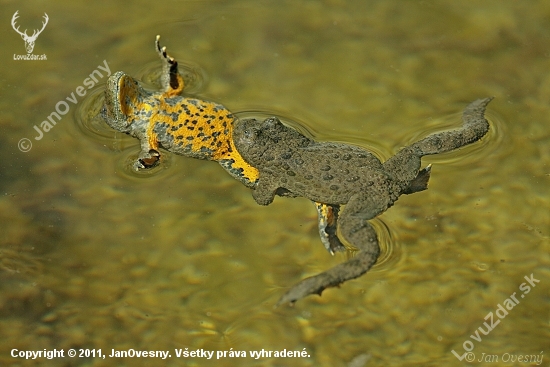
left=233, top=117, right=391, bottom=205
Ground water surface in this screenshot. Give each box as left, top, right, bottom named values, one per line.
left=0, top=1, right=548, bottom=366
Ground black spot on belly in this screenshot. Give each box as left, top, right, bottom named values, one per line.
left=323, top=174, right=333, bottom=181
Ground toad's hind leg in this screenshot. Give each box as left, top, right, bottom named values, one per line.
left=410, top=97, right=492, bottom=156
left=277, top=193, right=386, bottom=306
left=383, top=97, right=492, bottom=191
left=155, top=35, right=184, bottom=96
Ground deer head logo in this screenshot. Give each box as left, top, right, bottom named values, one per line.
left=11, top=11, right=49, bottom=54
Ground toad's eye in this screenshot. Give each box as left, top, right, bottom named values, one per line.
left=244, top=128, right=257, bottom=139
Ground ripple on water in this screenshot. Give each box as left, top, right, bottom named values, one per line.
left=114, top=146, right=174, bottom=181
left=369, top=218, right=402, bottom=273
left=73, top=87, right=117, bottom=144
left=134, top=59, right=208, bottom=95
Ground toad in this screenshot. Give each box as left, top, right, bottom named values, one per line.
left=101, top=35, right=259, bottom=188
left=233, top=98, right=491, bottom=305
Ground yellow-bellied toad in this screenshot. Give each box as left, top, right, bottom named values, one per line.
left=101, top=36, right=259, bottom=187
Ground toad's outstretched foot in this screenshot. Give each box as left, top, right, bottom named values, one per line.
left=155, top=35, right=184, bottom=95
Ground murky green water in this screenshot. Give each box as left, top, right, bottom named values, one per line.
left=1, top=1, right=548, bottom=366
